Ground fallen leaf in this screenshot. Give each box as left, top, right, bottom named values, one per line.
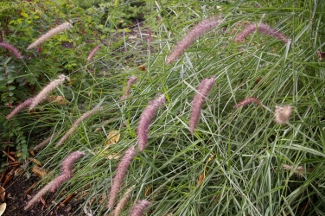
left=104, top=130, right=120, bottom=146
left=28, top=157, right=42, bottom=166
left=144, top=185, right=152, bottom=196
left=47, top=95, right=68, bottom=105
left=197, top=173, right=205, bottom=186
left=14, top=167, right=24, bottom=177
left=0, top=203, right=6, bottom=216
left=31, top=166, right=47, bottom=178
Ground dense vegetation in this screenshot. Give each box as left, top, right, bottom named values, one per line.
left=0, top=0, right=324, bottom=215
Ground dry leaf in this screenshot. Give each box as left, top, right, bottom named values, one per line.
left=104, top=130, right=120, bottom=146
left=14, top=167, right=24, bottom=177
left=197, top=173, right=205, bottom=186
left=31, top=166, right=47, bottom=178
left=0, top=186, right=5, bottom=202
left=106, top=153, right=121, bottom=160
left=0, top=203, right=6, bottom=216
left=47, top=95, right=68, bottom=105
left=28, top=157, right=42, bottom=166
left=144, top=185, right=152, bottom=196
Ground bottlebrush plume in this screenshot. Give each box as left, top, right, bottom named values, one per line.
left=50, top=151, right=86, bottom=192
left=55, top=106, right=103, bottom=148
left=235, top=23, right=288, bottom=44
left=282, top=164, right=305, bottom=178
left=233, top=97, right=261, bottom=108
left=166, top=15, right=222, bottom=65
left=189, top=76, right=215, bottom=134
left=33, top=133, right=55, bottom=151
left=274, top=105, right=292, bottom=124
left=107, top=146, right=136, bottom=210
left=317, top=50, right=325, bottom=61
left=27, top=21, right=73, bottom=49
left=120, top=76, right=138, bottom=100
left=129, top=200, right=150, bottom=216
left=24, top=151, right=85, bottom=210
left=87, top=45, right=101, bottom=63
left=112, top=185, right=135, bottom=216
left=137, top=94, right=166, bottom=152
left=0, top=42, right=23, bottom=58
left=29, top=74, right=67, bottom=111
left=6, top=97, right=34, bottom=120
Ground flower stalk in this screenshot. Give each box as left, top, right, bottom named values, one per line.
left=29, top=74, right=67, bottom=111
left=0, top=42, right=23, bottom=58
left=55, top=106, right=103, bottom=148
left=189, top=76, right=215, bottom=134
left=6, top=97, right=34, bottom=120
left=129, top=200, right=150, bottom=216
left=24, top=151, right=85, bottom=210
left=235, top=23, right=288, bottom=44
left=87, top=45, right=101, bottom=63
left=27, top=21, right=73, bottom=49
left=137, top=94, right=166, bottom=152
left=166, top=16, right=222, bottom=65
left=107, top=146, right=137, bottom=210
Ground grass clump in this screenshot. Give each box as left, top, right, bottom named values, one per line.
left=1, top=0, right=324, bottom=215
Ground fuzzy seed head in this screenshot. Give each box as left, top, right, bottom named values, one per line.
left=189, top=76, right=215, bottom=134
left=235, top=22, right=288, bottom=44
left=27, top=21, right=73, bottom=49
left=29, top=74, right=67, bottom=111
left=6, top=97, right=34, bottom=120
left=166, top=16, right=222, bottom=65
left=87, top=45, right=101, bottom=63
left=55, top=106, right=103, bottom=148
left=0, top=42, right=23, bottom=58
left=137, top=94, right=166, bottom=151
left=24, top=151, right=85, bottom=210
left=130, top=200, right=150, bottom=216
left=120, top=76, right=138, bottom=100
left=274, top=105, right=292, bottom=124
left=107, top=146, right=136, bottom=210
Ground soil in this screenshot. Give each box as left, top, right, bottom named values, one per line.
left=4, top=173, right=83, bottom=216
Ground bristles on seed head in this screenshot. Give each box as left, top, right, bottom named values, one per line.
left=274, top=105, right=292, bottom=124
left=27, top=21, right=73, bottom=49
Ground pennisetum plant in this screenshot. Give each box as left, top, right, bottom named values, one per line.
left=29, top=74, right=68, bottom=111
left=24, top=151, right=86, bottom=210
left=0, top=42, right=23, bottom=58
left=107, top=146, right=137, bottom=210
left=137, top=94, right=166, bottom=152
left=27, top=20, right=74, bottom=49
left=129, top=200, right=150, bottom=216
left=166, top=15, right=222, bottom=65
left=55, top=106, right=103, bottom=148
left=189, top=76, right=215, bottom=134
left=234, top=22, right=289, bottom=44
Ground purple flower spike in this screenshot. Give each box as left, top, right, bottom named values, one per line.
left=107, top=146, right=137, bottom=210
left=137, top=94, right=166, bottom=152
left=189, top=76, right=215, bottom=134
left=6, top=97, right=34, bottom=120
left=130, top=200, right=151, bottom=216
left=87, top=44, right=101, bottom=63
left=235, top=23, right=289, bottom=44
left=51, top=151, right=86, bottom=192
left=120, top=76, right=138, bottom=100
left=0, top=42, right=23, bottom=58
left=24, top=151, right=85, bottom=210
left=166, top=16, right=222, bottom=65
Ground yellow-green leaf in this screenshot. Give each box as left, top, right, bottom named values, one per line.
left=20, top=12, right=29, bottom=18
